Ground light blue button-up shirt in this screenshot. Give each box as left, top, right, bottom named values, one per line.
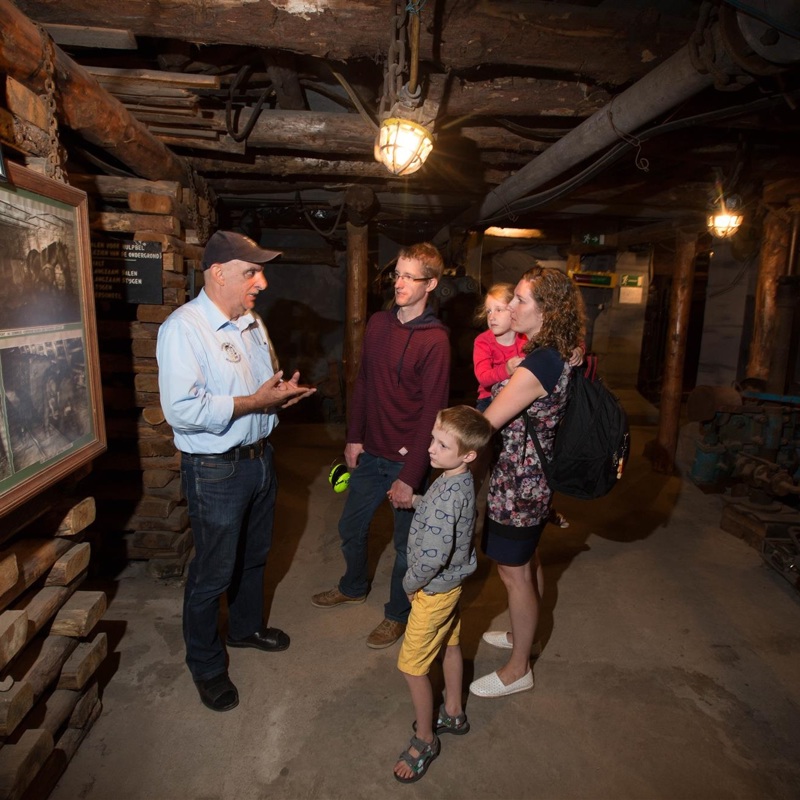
left=156, top=288, right=278, bottom=454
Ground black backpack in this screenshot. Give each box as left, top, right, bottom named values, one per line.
left=526, top=367, right=630, bottom=499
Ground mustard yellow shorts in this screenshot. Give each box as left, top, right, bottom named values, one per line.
left=397, top=585, right=462, bottom=676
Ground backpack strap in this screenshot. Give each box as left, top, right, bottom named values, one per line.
left=522, top=410, right=554, bottom=486
left=521, top=363, right=577, bottom=489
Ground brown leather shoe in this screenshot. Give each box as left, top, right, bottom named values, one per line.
left=366, top=618, right=406, bottom=649
left=311, top=588, right=366, bottom=608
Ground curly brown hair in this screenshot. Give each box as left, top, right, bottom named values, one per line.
left=518, top=267, right=585, bottom=359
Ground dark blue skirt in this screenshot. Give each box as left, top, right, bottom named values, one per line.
left=481, top=516, right=544, bottom=566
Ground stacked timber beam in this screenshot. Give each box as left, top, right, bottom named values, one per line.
left=70, top=173, right=209, bottom=578
left=2, top=67, right=205, bottom=576
left=0, top=491, right=106, bottom=800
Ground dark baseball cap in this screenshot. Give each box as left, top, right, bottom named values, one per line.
left=202, top=231, right=282, bottom=270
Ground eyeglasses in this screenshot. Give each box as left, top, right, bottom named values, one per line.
left=392, top=270, right=430, bottom=283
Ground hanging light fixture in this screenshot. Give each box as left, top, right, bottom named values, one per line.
left=375, top=2, right=434, bottom=176
left=708, top=193, right=744, bottom=238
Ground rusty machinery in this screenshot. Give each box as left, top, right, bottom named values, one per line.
left=688, top=275, right=800, bottom=591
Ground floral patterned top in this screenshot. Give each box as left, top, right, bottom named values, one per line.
left=486, top=347, right=571, bottom=528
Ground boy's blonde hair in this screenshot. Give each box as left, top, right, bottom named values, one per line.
left=474, top=282, right=515, bottom=326
left=435, top=405, right=494, bottom=455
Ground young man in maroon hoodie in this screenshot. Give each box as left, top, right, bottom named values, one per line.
left=312, top=242, right=450, bottom=648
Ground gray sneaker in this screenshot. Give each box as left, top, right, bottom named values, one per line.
left=311, top=588, right=366, bottom=608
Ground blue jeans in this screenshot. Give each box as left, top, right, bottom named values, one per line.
left=181, top=445, right=277, bottom=681
left=338, top=452, right=415, bottom=623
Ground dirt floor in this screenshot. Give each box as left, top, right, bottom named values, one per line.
left=50, top=391, right=800, bottom=800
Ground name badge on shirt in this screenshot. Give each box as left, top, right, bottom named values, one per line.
left=221, top=342, right=241, bottom=363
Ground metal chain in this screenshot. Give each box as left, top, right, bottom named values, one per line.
left=379, top=3, right=407, bottom=119
left=37, top=26, right=66, bottom=182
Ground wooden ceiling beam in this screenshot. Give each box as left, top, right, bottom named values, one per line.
left=442, top=76, right=610, bottom=119
left=44, top=23, right=136, bottom=49
left=84, top=66, right=221, bottom=90
left=198, top=110, right=547, bottom=156
left=189, top=155, right=388, bottom=178
left=16, top=0, right=692, bottom=85
left=0, top=0, right=188, bottom=183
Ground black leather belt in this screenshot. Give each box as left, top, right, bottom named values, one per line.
left=184, top=438, right=268, bottom=461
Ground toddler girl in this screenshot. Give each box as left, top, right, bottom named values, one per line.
left=473, top=283, right=526, bottom=413
left=472, top=282, right=570, bottom=529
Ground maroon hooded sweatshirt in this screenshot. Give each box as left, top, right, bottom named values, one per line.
left=346, top=305, right=450, bottom=490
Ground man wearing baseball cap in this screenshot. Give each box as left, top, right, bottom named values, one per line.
left=157, top=230, right=315, bottom=712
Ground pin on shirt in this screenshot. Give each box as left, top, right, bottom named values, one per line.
left=221, top=342, right=241, bottom=363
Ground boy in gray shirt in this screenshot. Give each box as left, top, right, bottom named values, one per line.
left=392, top=406, right=493, bottom=783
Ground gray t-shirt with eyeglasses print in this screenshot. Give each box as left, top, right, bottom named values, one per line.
left=403, top=471, right=477, bottom=594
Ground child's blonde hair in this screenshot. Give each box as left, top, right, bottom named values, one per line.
left=474, top=282, right=515, bottom=326
left=435, top=405, right=494, bottom=455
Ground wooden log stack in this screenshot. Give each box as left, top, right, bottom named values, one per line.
left=0, top=72, right=210, bottom=799
left=0, top=495, right=107, bottom=800
left=69, top=173, right=210, bottom=578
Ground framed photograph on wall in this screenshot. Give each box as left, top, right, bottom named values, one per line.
left=0, top=161, right=106, bottom=517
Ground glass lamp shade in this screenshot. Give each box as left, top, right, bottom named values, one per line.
left=707, top=212, right=743, bottom=238
left=376, top=117, right=433, bottom=176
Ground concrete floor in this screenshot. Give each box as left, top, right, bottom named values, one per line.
left=51, top=391, right=800, bottom=800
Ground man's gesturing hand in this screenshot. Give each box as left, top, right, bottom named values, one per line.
left=233, top=370, right=316, bottom=419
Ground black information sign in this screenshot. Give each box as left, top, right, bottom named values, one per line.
left=91, top=239, right=163, bottom=304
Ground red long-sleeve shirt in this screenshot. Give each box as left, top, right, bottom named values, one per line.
left=347, top=307, right=450, bottom=490
left=473, top=329, right=527, bottom=401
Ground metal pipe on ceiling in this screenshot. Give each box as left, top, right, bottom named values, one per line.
left=478, top=4, right=800, bottom=223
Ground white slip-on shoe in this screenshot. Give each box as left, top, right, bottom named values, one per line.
left=482, top=632, right=543, bottom=658
left=482, top=631, right=513, bottom=649
left=469, top=669, right=534, bottom=698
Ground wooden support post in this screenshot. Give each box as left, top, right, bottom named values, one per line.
left=745, top=208, right=791, bottom=386
left=344, top=220, right=368, bottom=413
left=651, top=229, right=698, bottom=473
left=463, top=230, right=484, bottom=286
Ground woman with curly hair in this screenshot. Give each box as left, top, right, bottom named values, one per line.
left=470, top=266, right=585, bottom=699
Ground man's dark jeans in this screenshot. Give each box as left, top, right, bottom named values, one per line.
left=181, top=444, right=276, bottom=681
left=337, top=452, right=414, bottom=624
